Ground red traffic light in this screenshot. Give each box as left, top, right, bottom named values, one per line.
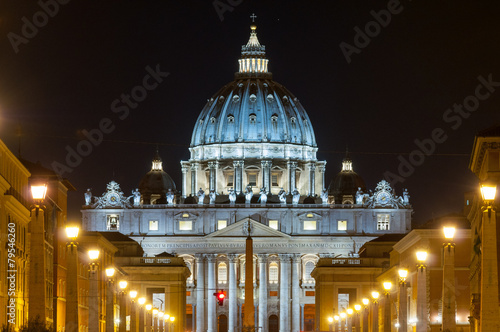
left=214, top=290, right=225, bottom=306
left=218, top=292, right=225, bottom=300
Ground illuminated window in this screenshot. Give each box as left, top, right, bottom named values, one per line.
left=218, top=220, right=227, bottom=230
left=269, top=262, right=279, bottom=284
left=269, top=220, right=278, bottom=230
left=179, top=221, right=193, bottom=231
left=338, top=220, right=347, bottom=231
left=248, top=173, right=257, bottom=186
left=227, top=174, right=234, bottom=187
left=377, top=214, right=390, bottom=230
left=306, top=213, right=313, bottom=218
left=106, top=215, right=119, bottom=230
left=218, top=262, right=227, bottom=284
left=271, top=174, right=279, bottom=186
left=303, top=220, right=317, bottom=230
left=149, top=220, right=158, bottom=231
left=182, top=213, right=189, bottom=218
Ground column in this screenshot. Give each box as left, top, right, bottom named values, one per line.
left=195, top=254, right=205, bottom=332
left=371, top=301, right=379, bottom=332
left=181, top=163, right=189, bottom=197
left=258, top=255, right=268, bottom=332
left=139, top=305, right=145, bottom=332
left=208, top=161, right=218, bottom=193
left=300, top=304, right=305, bottom=332
left=480, top=208, right=499, bottom=331
left=318, top=163, right=326, bottom=191
left=416, top=264, right=427, bottom=332
left=120, top=293, right=127, bottom=332
left=192, top=304, right=196, bottom=332
left=279, top=254, right=291, bottom=332
left=233, top=160, right=244, bottom=193
left=261, top=160, right=272, bottom=191
left=291, top=255, right=301, bottom=332
left=383, top=293, right=391, bottom=332
left=66, top=243, right=80, bottom=332
left=399, top=282, right=407, bottom=332
left=207, top=254, right=217, bottom=332
left=308, top=163, right=316, bottom=196
left=288, top=161, right=297, bottom=192
left=442, top=242, right=455, bottom=331
left=228, top=254, right=239, bottom=332
left=362, top=306, right=369, bottom=332
left=130, top=301, right=137, bottom=332
left=28, top=206, right=46, bottom=321
left=191, top=163, right=199, bottom=196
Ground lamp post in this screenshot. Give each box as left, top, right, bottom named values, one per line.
left=158, top=312, right=164, bottom=332
left=29, top=184, right=48, bottom=323
left=152, top=308, right=159, bottom=332
left=340, top=312, right=347, bottom=332
left=398, top=269, right=408, bottom=332
left=105, top=267, right=116, bottom=332
left=415, top=251, right=428, bottom=332
left=138, top=297, right=146, bottom=332
left=371, top=291, right=380, bottom=332
left=118, top=281, right=128, bottom=332
left=163, top=314, right=170, bottom=332
left=382, top=282, right=392, bottom=332
left=65, top=225, right=80, bottom=332
left=354, top=305, right=362, bottom=332
left=328, top=317, right=334, bottom=332
left=169, top=316, right=175, bottom=332
left=479, top=184, right=498, bottom=331
left=129, top=291, right=138, bottom=332
left=442, top=226, right=456, bottom=332
left=347, top=308, right=353, bottom=332
left=362, top=298, right=369, bottom=332
left=88, top=250, right=100, bottom=332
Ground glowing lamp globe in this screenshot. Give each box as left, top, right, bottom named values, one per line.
left=328, top=317, right=333, bottom=323
left=334, top=315, right=339, bottom=321
left=371, top=291, right=380, bottom=299
left=164, top=314, right=170, bottom=320
left=416, top=251, right=428, bottom=262
left=347, top=308, right=353, bottom=315
left=354, top=304, right=361, bottom=311
left=105, top=267, right=115, bottom=277
left=119, top=280, right=128, bottom=289
left=170, top=317, right=175, bottom=322
left=398, top=269, right=408, bottom=279
left=129, top=290, right=138, bottom=299
left=443, top=227, right=456, bottom=240
left=65, top=226, right=79, bottom=240
left=31, top=184, right=48, bottom=200
left=340, top=312, right=347, bottom=319
left=138, top=297, right=146, bottom=305
left=153, top=309, right=159, bottom=315
left=362, top=298, right=369, bottom=306
left=383, top=281, right=392, bottom=290
left=158, top=312, right=164, bottom=318
left=480, top=184, right=497, bottom=201
left=88, top=250, right=100, bottom=260
left=145, top=304, right=152, bottom=311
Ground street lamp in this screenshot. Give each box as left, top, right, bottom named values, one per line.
left=138, top=298, right=146, bottom=332
left=382, top=282, right=392, bottom=332
left=442, top=226, right=456, bottom=332
left=415, top=251, right=428, bottom=332
left=334, top=315, right=339, bottom=332
left=28, top=182, right=48, bottom=322
left=65, top=224, right=80, bottom=332
left=479, top=183, right=498, bottom=330
left=340, top=312, right=347, bottom=332
left=354, top=305, right=362, bottom=332
left=371, top=291, right=380, bottom=332
left=105, top=267, right=116, bottom=332
left=118, top=281, right=128, bottom=332
left=146, top=304, right=153, bottom=332
left=169, top=316, right=175, bottom=332
left=152, top=309, right=159, bottom=332
left=347, top=309, right=354, bottom=332
left=362, top=298, right=369, bottom=332
left=328, top=317, right=334, bottom=332
left=88, top=249, right=100, bottom=332
left=398, top=269, right=408, bottom=332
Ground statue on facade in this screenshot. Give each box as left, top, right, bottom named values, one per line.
left=403, top=188, right=410, bottom=205
left=228, top=188, right=236, bottom=204
left=292, top=188, right=300, bottom=205
left=259, top=187, right=268, bottom=205
left=166, top=189, right=175, bottom=205
left=278, top=188, right=287, bottom=205
left=355, top=187, right=364, bottom=205
left=84, top=188, right=92, bottom=205
left=321, top=189, right=329, bottom=205
left=132, top=188, right=141, bottom=206
left=208, top=189, right=216, bottom=204
left=244, top=185, right=253, bottom=204
left=197, top=188, right=205, bottom=205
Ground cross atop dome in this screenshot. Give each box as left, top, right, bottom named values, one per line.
left=250, top=13, right=257, bottom=22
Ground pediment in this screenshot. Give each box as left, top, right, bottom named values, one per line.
left=206, top=217, right=290, bottom=239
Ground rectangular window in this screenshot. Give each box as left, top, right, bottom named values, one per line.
left=271, top=174, right=278, bottom=186
left=179, top=221, right=193, bottom=231
left=218, top=220, right=227, bottom=230
left=305, top=291, right=315, bottom=297
left=338, top=220, right=347, bottom=231
left=304, top=220, right=317, bottom=230
left=248, top=173, right=257, bottom=186
left=269, top=291, right=278, bottom=297
left=149, top=220, right=159, bottom=231
left=269, top=220, right=278, bottom=230
left=377, top=214, right=390, bottom=230
left=227, top=174, right=234, bottom=187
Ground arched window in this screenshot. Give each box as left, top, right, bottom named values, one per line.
left=269, top=262, right=279, bottom=284
left=304, top=261, right=315, bottom=282
left=218, top=262, right=227, bottom=284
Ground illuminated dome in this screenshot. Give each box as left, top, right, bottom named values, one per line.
left=139, top=150, right=176, bottom=204
left=328, top=156, right=366, bottom=204
left=189, top=25, right=317, bottom=162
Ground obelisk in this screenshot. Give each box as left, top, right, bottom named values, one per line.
left=243, top=221, right=255, bottom=332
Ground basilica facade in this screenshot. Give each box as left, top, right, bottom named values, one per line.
left=81, top=24, right=412, bottom=332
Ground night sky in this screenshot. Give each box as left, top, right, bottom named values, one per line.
left=1, top=1, right=499, bottom=224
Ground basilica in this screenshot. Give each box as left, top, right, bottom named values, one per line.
left=81, top=23, right=412, bottom=332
